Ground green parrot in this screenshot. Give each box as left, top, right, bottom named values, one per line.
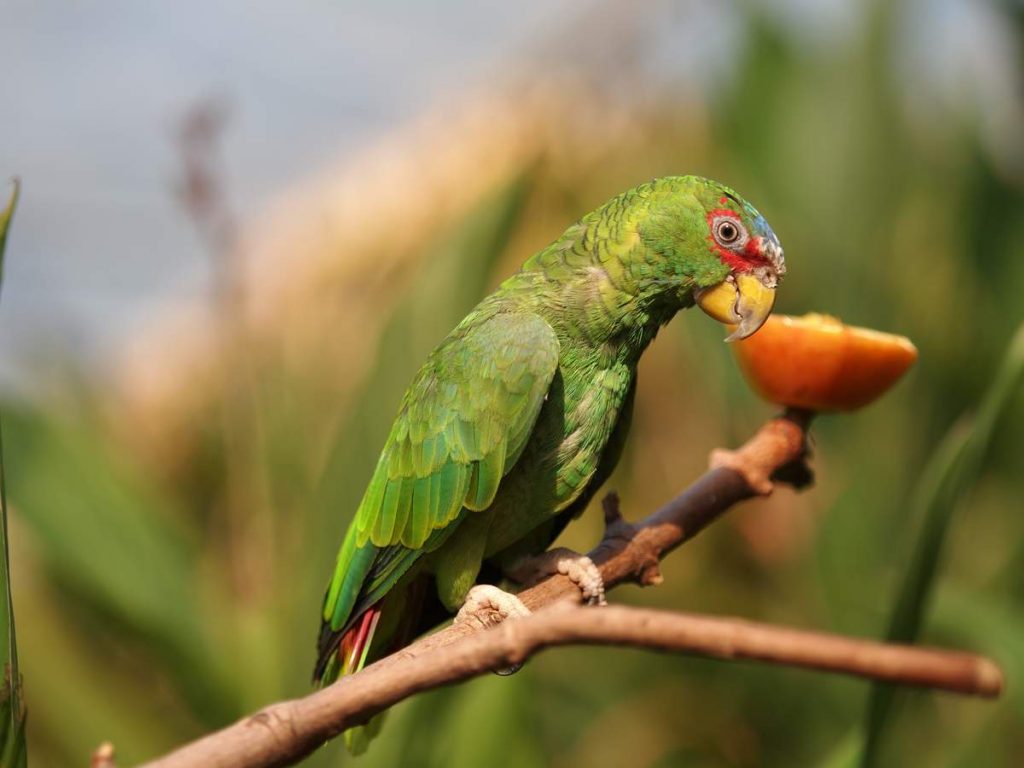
left=315, top=175, right=785, bottom=751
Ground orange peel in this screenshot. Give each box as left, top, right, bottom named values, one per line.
left=731, top=313, right=918, bottom=411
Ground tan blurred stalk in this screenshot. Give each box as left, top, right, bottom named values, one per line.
left=110, top=77, right=688, bottom=480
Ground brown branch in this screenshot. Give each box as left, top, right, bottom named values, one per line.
left=373, top=407, right=815, bottom=665
left=136, top=408, right=1003, bottom=768
left=141, top=605, right=1001, bottom=768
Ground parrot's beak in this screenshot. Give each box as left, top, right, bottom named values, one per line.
left=696, top=272, right=777, bottom=342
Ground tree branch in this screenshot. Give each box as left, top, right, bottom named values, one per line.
left=135, top=408, right=1003, bottom=768
left=373, top=407, right=814, bottom=665
left=141, top=604, right=1001, bottom=768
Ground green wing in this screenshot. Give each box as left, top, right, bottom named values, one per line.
left=320, top=311, right=560, bottom=637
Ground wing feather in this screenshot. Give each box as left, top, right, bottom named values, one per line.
left=321, top=311, right=560, bottom=648
left=354, top=312, right=559, bottom=550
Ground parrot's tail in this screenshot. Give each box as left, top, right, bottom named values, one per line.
left=314, top=602, right=382, bottom=686
left=317, top=576, right=432, bottom=755
left=339, top=607, right=386, bottom=755
left=318, top=603, right=385, bottom=755
left=338, top=604, right=382, bottom=677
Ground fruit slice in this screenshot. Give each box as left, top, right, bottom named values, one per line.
left=732, top=313, right=918, bottom=411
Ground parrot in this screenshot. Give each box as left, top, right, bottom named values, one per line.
left=314, top=175, right=785, bottom=752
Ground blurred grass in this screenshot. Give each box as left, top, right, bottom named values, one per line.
left=0, top=180, right=27, bottom=768
left=862, top=322, right=1024, bottom=766
left=3, top=3, right=1023, bottom=766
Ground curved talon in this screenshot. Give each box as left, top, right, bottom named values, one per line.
left=454, top=585, right=531, bottom=631
left=510, top=548, right=607, bottom=607
left=555, top=553, right=606, bottom=606
left=455, top=585, right=531, bottom=675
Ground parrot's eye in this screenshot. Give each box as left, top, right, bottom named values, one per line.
left=712, top=217, right=746, bottom=248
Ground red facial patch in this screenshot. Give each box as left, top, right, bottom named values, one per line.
left=706, top=208, right=770, bottom=271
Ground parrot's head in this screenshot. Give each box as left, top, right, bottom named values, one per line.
left=641, top=177, right=786, bottom=341
left=689, top=180, right=785, bottom=341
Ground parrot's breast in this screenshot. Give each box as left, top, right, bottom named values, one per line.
left=480, top=356, right=634, bottom=556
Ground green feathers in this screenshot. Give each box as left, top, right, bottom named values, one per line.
left=354, top=312, right=559, bottom=551
left=315, top=176, right=785, bottom=753
left=320, top=313, right=559, bottom=638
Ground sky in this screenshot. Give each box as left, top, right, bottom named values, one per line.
left=0, top=0, right=588, bottom=386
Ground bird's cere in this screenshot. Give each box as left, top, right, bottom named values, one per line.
left=760, top=233, right=786, bottom=277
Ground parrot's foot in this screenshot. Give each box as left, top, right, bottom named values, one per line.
left=454, top=584, right=531, bottom=631
left=509, top=548, right=607, bottom=607
left=454, top=585, right=531, bottom=675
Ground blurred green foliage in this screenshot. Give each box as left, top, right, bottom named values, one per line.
left=3, top=4, right=1024, bottom=767
left=863, top=322, right=1024, bottom=766
left=0, top=181, right=27, bottom=768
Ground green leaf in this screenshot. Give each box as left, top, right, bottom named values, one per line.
left=1, top=405, right=237, bottom=726
left=0, top=178, right=28, bottom=768
left=816, top=731, right=859, bottom=768
left=861, top=321, right=1024, bottom=766
left=931, top=586, right=1024, bottom=767
left=932, top=586, right=1024, bottom=721
left=0, top=178, right=18, bottom=292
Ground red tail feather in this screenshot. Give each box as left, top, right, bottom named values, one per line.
left=339, top=604, right=382, bottom=676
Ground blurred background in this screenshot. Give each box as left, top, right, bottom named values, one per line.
left=2, top=0, right=1023, bottom=765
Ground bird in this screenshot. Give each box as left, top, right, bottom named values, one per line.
left=314, top=175, right=785, bottom=752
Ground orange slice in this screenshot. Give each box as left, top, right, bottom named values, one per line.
left=732, top=313, right=918, bottom=411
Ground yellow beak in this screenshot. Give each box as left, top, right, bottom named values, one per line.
left=696, top=273, right=777, bottom=342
